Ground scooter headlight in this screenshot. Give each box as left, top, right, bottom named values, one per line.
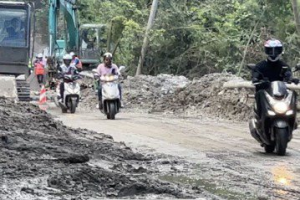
left=273, top=102, right=289, bottom=114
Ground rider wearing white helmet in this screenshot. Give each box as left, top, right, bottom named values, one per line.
left=96, top=52, right=123, bottom=109
left=69, top=51, right=83, bottom=71
left=59, top=54, right=79, bottom=102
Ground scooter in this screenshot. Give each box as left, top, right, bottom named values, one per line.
left=248, top=63, right=299, bottom=155
left=92, top=66, right=125, bottom=120
left=100, top=74, right=121, bottom=119
left=56, top=74, right=81, bottom=114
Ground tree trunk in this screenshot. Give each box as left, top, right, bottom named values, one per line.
left=107, top=20, right=114, bottom=53
left=136, top=0, right=159, bottom=76
left=237, top=21, right=259, bottom=76
left=291, top=0, right=300, bottom=34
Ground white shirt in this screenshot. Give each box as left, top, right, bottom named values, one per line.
left=60, top=64, right=77, bottom=74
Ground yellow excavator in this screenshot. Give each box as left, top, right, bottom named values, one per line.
left=0, top=1, right=34, bottom=101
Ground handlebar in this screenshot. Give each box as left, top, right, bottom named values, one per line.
left=253, top=78, right=299, bottom=86
left=57, top=73, right=82, bottom=80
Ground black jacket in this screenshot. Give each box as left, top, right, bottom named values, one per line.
left=252, top=59, right=292, bottom=83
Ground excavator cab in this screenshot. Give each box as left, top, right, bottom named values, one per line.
left=79, top=24, right=107, bottom=67
left=0, top=1, right=33, bottom=101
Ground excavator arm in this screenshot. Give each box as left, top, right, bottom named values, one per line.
left=49, top=0, right=107, bottom=68
left=48, top=0, right=79, bottom=58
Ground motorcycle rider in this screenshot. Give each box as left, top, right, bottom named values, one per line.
left=252, top=39, right=293, bottom=119
left=58, top=54, right=79, bottom=102
left=96, top=52, right=123, bottom=109
left=70, top=52, right=83, bottom=71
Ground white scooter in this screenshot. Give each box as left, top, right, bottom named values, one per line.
left=93, top=66, right=125, bottom=120
left=56, top=74, right=81, bottom=113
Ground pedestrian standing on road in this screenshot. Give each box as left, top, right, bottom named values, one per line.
left=34, top=53, right=45, bottom=87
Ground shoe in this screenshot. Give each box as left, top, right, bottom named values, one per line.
left=120, top=102, right=124, bottom=108
left=96, top=104, right=99, bottom=109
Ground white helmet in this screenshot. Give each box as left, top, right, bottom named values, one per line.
left=63, top=54, right=72, bottom=66
left=69, top=52, right=75, bottom=57
left=37, top=53, right=43, bottom=58
left=63, top=54, right=72, bottom=60
left=103, top=52, right=113, bottom=60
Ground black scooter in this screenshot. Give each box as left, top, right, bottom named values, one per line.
left=248, top=64, right=299, bottom=156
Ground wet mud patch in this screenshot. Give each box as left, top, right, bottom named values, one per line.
left=0, top=99, right=201, bottom=199
left=171, top=150, right=300, bottom=200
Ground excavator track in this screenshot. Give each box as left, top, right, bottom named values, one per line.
left=16, top=80, right=31, bottom=102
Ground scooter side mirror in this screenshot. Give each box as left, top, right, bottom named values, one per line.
left=246, top=63, right=256, bottom=70
left=119, top=66, right=126, bottom=73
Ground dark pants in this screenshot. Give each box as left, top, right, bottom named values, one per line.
left=60, top=82, right=64, bottom=101
left=98, top=83, right=122, bottom=102
left=255, top=90, right=264, bottom=118
left=37, top=74, right=44, bottom=84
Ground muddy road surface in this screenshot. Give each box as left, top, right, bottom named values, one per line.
left=48, top=106, right=300, bottom=200
left=0, top=99, right=205, bottom=200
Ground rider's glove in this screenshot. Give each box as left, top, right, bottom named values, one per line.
left=291, top=78, right=300, bottom=85
left=252, top=78, right=260, bottom=84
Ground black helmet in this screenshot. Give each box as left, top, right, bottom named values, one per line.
left=264, top=39, right=283, bottom=62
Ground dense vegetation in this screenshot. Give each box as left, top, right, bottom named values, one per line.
left=11, top=0, right=300, bottom=77
left=77, top=0, right=300, bottom=77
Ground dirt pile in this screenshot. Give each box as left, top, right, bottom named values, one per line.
left=80, top=74, right=190, bottom=111
left=150, top=73, right=254, bottom=121
left=80, top=73, right=254, bottom=120
left=123, top=74, right=190, bottom=109
left=0, top=98, right=202, bottom=199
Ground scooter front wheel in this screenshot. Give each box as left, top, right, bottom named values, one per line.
left=275, top=128, right=288, bottom=156
left=107, top=102, right=116, bottom=120
left=264, top=144, right=275, bottom=153
left=70, top=98, right=77, bottom=114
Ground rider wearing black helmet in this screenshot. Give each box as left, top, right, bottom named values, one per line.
left=252, top=39, right=292, bottom=86
left=252, top=39, right=293, bottom=118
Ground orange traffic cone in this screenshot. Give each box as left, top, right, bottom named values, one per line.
left=39, top=85, right=48, bottom=111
